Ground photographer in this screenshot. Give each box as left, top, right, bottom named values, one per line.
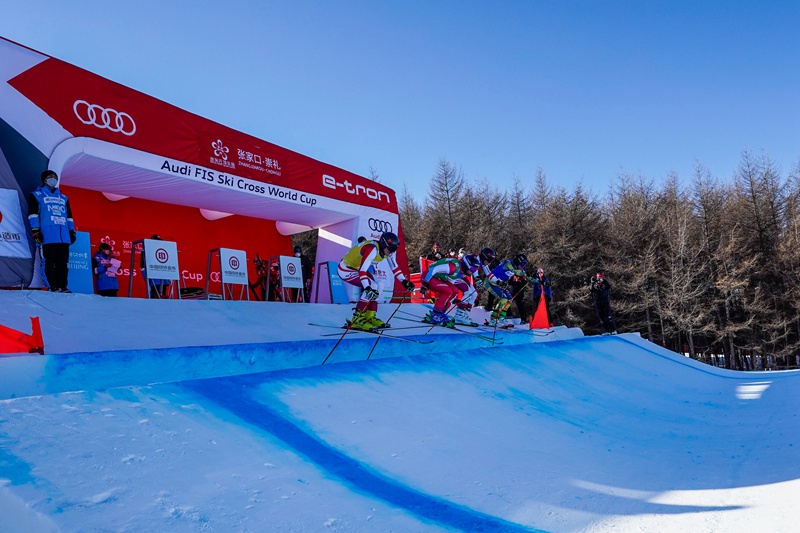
left=589, top=272, right=617, bottom=335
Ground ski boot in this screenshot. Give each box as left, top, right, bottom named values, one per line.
left=485, top=309, right=511, bottom=328
left=346, top=309, right=376, bottom=332
left=454, top=308, right=478, bottom=327
left=363, top=309, right=389, bottom=329
left=423, top=310, right=455, bottom=328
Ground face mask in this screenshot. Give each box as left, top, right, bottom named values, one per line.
left=294, top=253, right=300, bottom=257
left=45, top=177, right=58, bottom=188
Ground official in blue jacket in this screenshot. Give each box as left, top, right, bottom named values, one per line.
left=93, top=242, right=119, bottom=297
left=28, top=170, right=76, bottom=292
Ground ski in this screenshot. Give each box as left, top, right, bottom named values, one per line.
left=393, top=316, right=503, bottom=344
left=308, top=323, right=434, bottom=344
left=309, top=322, right=432, bottom=333
left=477, top=325, right=555, bottom=337
left=450, top=325, right=504, bottom=343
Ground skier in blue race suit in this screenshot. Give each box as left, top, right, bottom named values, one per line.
left=484, top=253, right=529, bottom=327
left=28, top=170, right=76, bottom=292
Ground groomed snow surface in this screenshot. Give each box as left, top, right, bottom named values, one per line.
left=0, top=291, right=798, bottom=532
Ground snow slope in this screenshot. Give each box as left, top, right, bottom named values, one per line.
left=0, top=290, right=798, bottom=532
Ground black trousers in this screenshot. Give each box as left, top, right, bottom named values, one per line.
left=508, top=281, right=528, bottom=320
left=42, top=243, right=70, bottom=291
left=595, top=301, right=617, bottom=333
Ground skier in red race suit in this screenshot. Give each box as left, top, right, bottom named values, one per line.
left=419, top=253, right=483, bottom=327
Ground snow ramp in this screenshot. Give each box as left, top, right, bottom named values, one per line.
left=1, top=327, right=800, bottom=532
left=0, top=291, right=582, bottom=399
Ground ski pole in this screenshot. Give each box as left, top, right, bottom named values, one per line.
left=366, top=293, right=413, bottom=360
left=321, top=316, right=356, bottom=365
left=491, top=280, right=529, bottom=344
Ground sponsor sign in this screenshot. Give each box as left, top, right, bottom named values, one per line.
left=7, top=49, right=399, bottom=211
left=0, top=188, right=31, bottom=259
left=279, top=256, right=303, bottom=289
left=327, top=261, right=350, bottom=304
left=219, top=248, right=247, bottom=285
left=67, top=231, right=93, bottom=294
left=143, top=238, right=179, bottom=281
left=357, top=212, right=400, bottom=243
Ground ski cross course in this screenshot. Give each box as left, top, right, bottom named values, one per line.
left=0, top=291, right=798, bottom=532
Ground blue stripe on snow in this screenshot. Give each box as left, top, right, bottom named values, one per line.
left=185, top=376, right=545, bottom=533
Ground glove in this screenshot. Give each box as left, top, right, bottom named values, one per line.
left=69, top=230, right=77, bottom=244
left=474, top=279, right=484, bottom=290
left=501, top=289, right=513, bottom=300
left=420, top=281, right=429, bottom=296
left=32, top=228, right=42, bottom=244
left=363, top=286, right=379, bottom=301
left=401, top=279, right=415, bottom=291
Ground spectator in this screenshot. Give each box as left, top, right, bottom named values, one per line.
left=93, top=242, right=119, bottom=297
left=425, top=242, right=443, bottom=261
left=28, top=170, right=76, bottom=293
left=507, top=263, right=530, bottom=323
left=268, top=263, right=281, bottom=301
left=141, top=235, right=169, bottom=298
left=293, top=245, right=313, bottom=302
left=531, top=267, right=553, bottom=326
left=447, top=248, right=457, bottom=258
left=590, top=271, right=617, bottom=335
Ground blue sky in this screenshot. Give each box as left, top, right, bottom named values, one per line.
left=2, top=1, right=798, bottom=199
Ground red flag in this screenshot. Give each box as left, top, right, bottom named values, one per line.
left=0, top=317, right=44, bottom=355
left=529, top=297, right=550, bottom=330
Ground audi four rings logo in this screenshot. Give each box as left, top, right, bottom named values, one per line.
left=368, top=218, right=393, bottom=232
left=73, top=100, right=136, bottom=136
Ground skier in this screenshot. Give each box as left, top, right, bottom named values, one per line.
left=479, top=247, right=499, bottom=311
left=420, top=253, right=483, bottom=327
left=531, top=267, right=553, bottom=327
left=337, top=232, right=415, bottom=331
left=484, top=253, right=529, bottom=327
left=455, top=247, right=496, bottom=324
left=590, top=272, right=617, bottom=334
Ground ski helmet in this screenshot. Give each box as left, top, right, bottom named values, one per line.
left=461, top=253, right=480, bottom=274
left=378, top=232, right=400, bottom=253
left=479, top=247, right=496, bottom=264
left=513, top=253, right=528, bottom=268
